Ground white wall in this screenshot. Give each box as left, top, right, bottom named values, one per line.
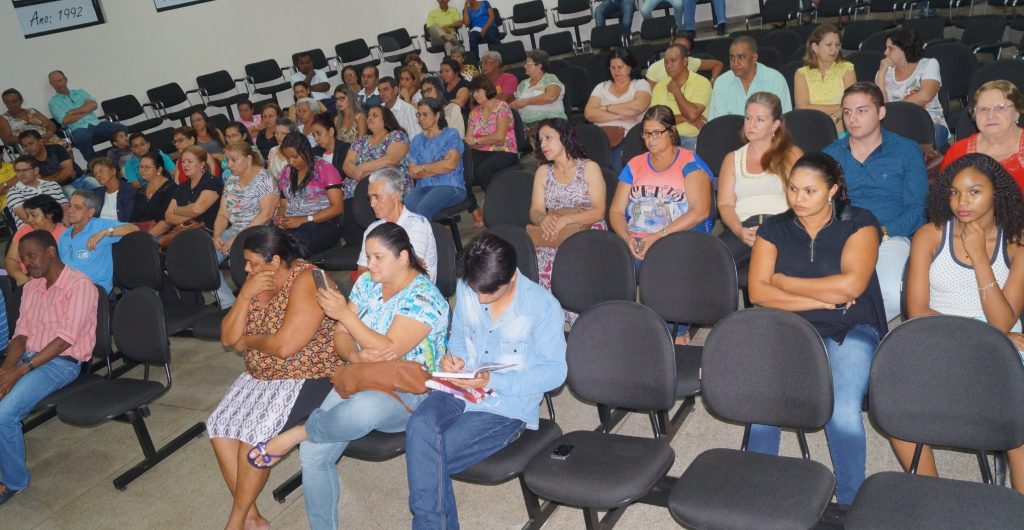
left=0, top=0, right=762, bottom=118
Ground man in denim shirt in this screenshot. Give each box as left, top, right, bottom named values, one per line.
left=824, top=82, right=928, bottom=322
left=405, top=233, right=567, bottom=529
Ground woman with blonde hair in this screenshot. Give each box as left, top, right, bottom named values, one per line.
left=332, top=85, right=366, bottom=144
left=794, top=24, right=856, bottom=131
left=398, top=66, right=423, bottom=105
left=717, top=92, right=803, bottom=269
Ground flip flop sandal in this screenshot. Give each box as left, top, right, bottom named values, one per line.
left=246, top=441, right=285, bottom=469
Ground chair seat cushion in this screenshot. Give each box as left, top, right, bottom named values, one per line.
left=555, top=16, right=593, bottom=28
left=344, top=430, right=406, bottom=461
left=455, top=419, right=562, bottom=484
left=435, top=200, right=471, bottom=221
left=310, top=244, right=360, bottom=272
left=675, top=344, right=702, bottom=398
left=57, top=379, right=167, bottom=426
left=255, top=82, right=292, bottom=96
left=192, top=309, right=227, bottom=341
left=669, top=448, right=834, bottom=530
left=32, top=374, right=102, bottom=413
left=523, top=430, right=674, bottom=509
left=165, top=303, right=220, bottom=336
left=846, top=471, right=1024, bottom=529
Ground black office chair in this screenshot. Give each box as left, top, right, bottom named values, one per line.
left=556, top=65, right=592, bottom=121
left=335, top=39, right=381, bottom=69
left=100, top=95, right=162, bottom=134
left=847, top=50, right=884, bottom=82
left=163, top=229, right=223, bottom=336
left=112, top=231, right=163, bottom=293
left=757, top=45, right=784, bottom=70
left=620, top=124, right=645, bottom=164
left=923, top=42, right=977, bottom=108
left=785, top=109, right=839, bottom=152
left=146, top=83, right=206, bottom=126
left=668, top=308, right=836, bottom=530
left=761, top=29, right=804, bottom=62
left=883, top=101, right=935, bottom=145
left=309, top=178, right=374, bottom=271
left=704, top=36, right=733, bottom=66
left=902, top=16, right=947, bottom=44
left=496, top=40, right=528, bottom=66
left=146, top=127, right=176, bottom=156
left=430, top=222, right=457, bottom=299
left=860, top=30, right=889, bottom=53
left=640, top=16, right=676, bottom=54
left=55, top=287, right=207, bottom=490
left=550, top=230, right=636, bottom=317
left=509, top=0, right=550, bottom=49
left=433, top=143, right=474, bottom=257
left=195, top=70, right=250, bottom=120
left=573, top=123, right=612, bottom=171
left=841, top=20, right=895, bottom=51
left=377, top=28, right=422, bottom=64
left=590, top=24, right=626, bottom=51
left=290, top=49, right=338, bottom=78
left=779, top=60, right=802, bottom=108
left=227, top=225, right=262, bottom=290
left=539, top=31, right=577, bottom=57
left=845, top=316, right=1024, bottom=529
left=551, top=0, right=594, bottom=46
left=746, top=0, right=806, bottom=29
left=696, top=115, right=745, bottom=179
left=488, top=224, right=539, bottom=283
left=483, top=170, right=535, bottom=228
left=968, top=59, right=1024, bottom=100
left=523, top=301, right=676, bottom=529
left=243, top=59, right=293, bottom=105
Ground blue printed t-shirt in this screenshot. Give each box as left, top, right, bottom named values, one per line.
left=618, top=148, right=714, bottom=237
left=125, top=151, right=175, bottom=184
left=48, top=89, right=101, bottom=132
left=465, top=0, right=493, bottom=29
left=409, top=128, right=465, bottom=190
left=58, top=218, right=125, bottom=291
left=348, top=272, right=449, bottom=372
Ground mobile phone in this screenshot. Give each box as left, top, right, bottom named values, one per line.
left=312, top=269, right=329, bottom=291
left=550, top=444, right=575, bottom=460
left=634, top=239, right=646, bottom=254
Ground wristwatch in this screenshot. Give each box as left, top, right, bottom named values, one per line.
left=306, top=215, right=314, bottom=223
left=25, top=359, right=34, bottom=371
left=106, top=227, right=114, bottom=236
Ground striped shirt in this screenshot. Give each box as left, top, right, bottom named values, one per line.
left=6, top=180, right=68, bottom=230
left=15, top=265, right=97, bottom=362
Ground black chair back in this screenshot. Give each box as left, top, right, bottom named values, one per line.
left=705, top=37, right=733, bottom=66
left=146, top=83, right=188, bottom=110
left=353, top=178, right=376, bottom=228
left=860, top=30, right=888, bottom=53
left=100, top=95, right=146, bottom=123
left=779, top=60, right=801, bottom=108
left=847, top=51, right=883, bottom=83
left=923, top=42, right=977, bottom=104
left=702, top=308, right=833, bottom=430
left=336, top=39, right=380, bottom=67
left=94, top=285, right=112, bottom=360
left=113, top=287, right=170, bottom=367
left=378, top=28, right=417, bottom=63
left=573, top=123, right=612, bottom=170
left=870, top=315, right=1024, bottom=451
left=695, top=115, right=745, bottom=179
left=591, top=25, right=624, bottom=50
left=511, top=108, right=530, bottom=156
left=639, top=232, right=737, bottom=327
left=496, top=41, right=528, bottom=66
left=147, top=127, right=176, bottom=155
left=557, top=65, right=592, bottom=114
left=757, top=0, right=802, bottom=25
left=784, top=109, right=838, bottom=153
left=761, top=29, right=803, bottom=63
left=841, top=20, right=893, bottom=51
left=620, top=124, right=645, bottom=164
left=640, top=16, right=675, bottom=42
left=196, top=71, right=237, bottom=98
left=0, top=276, right=17, bottom=339
left=600, top=166, right=620, bottom=214
left=902, top=16, right=946, bottom=44
left=513, top=0, right=548, bottom=24
left=430, top=222, right=457, bottom=298
left=483, top=170, right=535, bottom=228
left=550, top=230, right=636, bottom=314
left=488, top=224, right=539, bottom=283
left=883, top=101, right=935, bottom=145
left=961, top=15, right=1006, bottom=49
left=113, top=231, right=162, bottom=290
left=291, top=49, right=335, bottom=74
left=757, top=46, right=784, bottom=70
left=791, top=44, right=806, bottom=62
left=629, top=44, right=656, bottom=72
left=228, top=226, right=262, bottom=288
left=165, top=229, right=221, bottom=292
left=968, top=60, right=1024, bottom=101
left=955, top=109, right=978, bottom=140
left=539, top=31, right=576, bottom=57
left=567, top=301, right=676, bottom=411
left=245, top=59, right=286, bottom=84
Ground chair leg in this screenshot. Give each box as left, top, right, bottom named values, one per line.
left=21, top=409, right=57, bottom=434
left=112, top=411, right=206, bottom=491
left=519, top=476, right=559, bottom=529
left=582, top=506, right=627, bottom=530
left=272, top=469, right=304, bottom=503
left=994, top=451, right=1008, bottom=486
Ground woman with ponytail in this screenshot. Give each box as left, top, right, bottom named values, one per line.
left=717, top=92, right=803, bottom=270
left=404, top=97, right=467, bottom=220
left=747, top=151, right=887, bottom=505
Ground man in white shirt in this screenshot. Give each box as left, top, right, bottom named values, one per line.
left=357, top=168, right=438, bottom=283
left=290, top=53, right=332, bottom=112
left=377, top=77, right=421, bottom=138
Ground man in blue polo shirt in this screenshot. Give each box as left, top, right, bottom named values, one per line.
left=824, top=82, right=928, bottom=322
left=58, top=190, right=139, bottom=292
left=47, top=70, right=126, bottom=163
left=708, top=36, right=792, bottom=120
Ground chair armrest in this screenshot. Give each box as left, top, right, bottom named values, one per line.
left=233, top=77, right=250, bottom=95
left=973, top=40, right=1016, bottom=57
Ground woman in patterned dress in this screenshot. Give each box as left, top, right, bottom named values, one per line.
left=208, top=225, right=341, bottom=530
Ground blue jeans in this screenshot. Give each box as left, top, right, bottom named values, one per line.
left=0, top=352, right=80, bottom=490
left=69, top=120, right=127, bottom=163
left=747, top=324, right=879, bottom=505
left=640, top=0, right=684, bottom=27
left=684, top=0, right=726, bottom=29
left=406, top=392, right=526, bottom=530
left=404, top=185, right=467, bottom=221
left=61, top=175, right=102, bottom=198
left=934, top=123, right=949, bottom=152
left=680, top=134, right=698, bottom=151
left=595, top=0, right=637, bottom=35
left=300, top=390, right=427, bottom=530
left=212, top=229, right=238, bottom=310
left=877, top=236, right=910, bottom=322
left=468, top=25, right=501, bottom=57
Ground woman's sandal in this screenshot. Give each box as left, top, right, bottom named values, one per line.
left=246, top=441, right=285, bottom=469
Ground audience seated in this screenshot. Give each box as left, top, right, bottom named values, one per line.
left=18, top=130, right=99, bottom=195
left=942, top=80, right=1024, bottom=190
left=748, top=152, right=886, bottom=506
left=420, top=77, right=466, bottom=137
left=529, top=118, right=607, bottom=296
left=4, top=195, right=66, bottom=287
left=823, top=82, right=928, bottom=322
left=440, top=58, right=472, bottom=112
left=124, top=132, right=177, bottom=189
left=640, top=0, right=727, bottom=37
left=310, top=113, right=351, bottom=182
left=291, top=53, right=333, bottom=113
left=0, top=230, right=96, bottom=506
left=403, top=54, right=429, bottom=76
left=213, top=140, right=278, bottom=266
left=405, top=233, right=567, bottom=528
left=717, top=92, right=802, bottom=270
left=709, top=36, right=792, bottom=120
left=46, top=70, right=126, bottom=163
left=649, top=44, right=711, bottom=151
left=266, top=119, right=296, bottom=180
left=254, top=103, right=281, bottom=161
left=105, top=130, right=133, bottom=171
left=343, top=105, right=412, bottom=200
left=341, top=65, right=361, bottom=95
left=479, top=51, right=517, bottom=104
left=223, top=122, right=253, bottom=147
left=357, top=65, right=382, bottom=108
left=6, top=155, right=68, bottom=231
left=584, top=47, right=653, bottom=173
left=130, top=152, right=177, bottom=233
left=795, top=24, right=855, bottom=132
left=875, top=28, right=948, bottom=150
left=1, top=88, right=60, bottom=146
left=902, top=153, right=1024, bottom=494
left=59, top=190, right=139, bottom=292
left=378, top=77, right=420, bottom=140
left=450, top=45, right=480, bottom=82
left=513, top=50, right=566, bottom=136
left=88, top=157, right=134, bottom=222
left=595, top=0, right=636, bottom=37
left=207, top=226, right=340, bottom=530
left=358, top=168, right=438, bottom=282
left=155, top=146, right=223, bottom=253
left=427, top=0, right=464, bottom=54
left=465, top=75, right=519, bottom=228
left=246, top=222, right=447, bottom=530
left=294, top=98, right=320, bottom=147
left=406, top=98, right=468, bottom=221
left=276, top=132, right=344, bottom=256
left=190, top=110, right=227, bottom=162
left=237, top=100, right=262, bottom=138
left=287, top=82, right=328, bottom=123
left=333, top=85, right=367, bottom=144
left=463, top=0, right=501, bottom=57
left=172, top=127, right=220, bottom=182
left=399, top=66, right=423, bottom=105
left=646, top=34, right=725, bottom=87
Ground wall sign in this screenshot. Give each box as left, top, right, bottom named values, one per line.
left=13, top=0, right=105, bottom=38
left=154, top=0, right=214, bottom=12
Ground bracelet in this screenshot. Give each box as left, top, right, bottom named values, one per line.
left=979, top=280, right=998, bottom=300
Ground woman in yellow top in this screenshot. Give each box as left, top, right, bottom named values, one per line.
left=794, top=24, right=856, bottom=132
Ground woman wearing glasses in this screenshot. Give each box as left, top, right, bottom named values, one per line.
left=942, top=80, right=1024, bottom=191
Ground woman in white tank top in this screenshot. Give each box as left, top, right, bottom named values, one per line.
left=901, top=153, right=1024, bottom=494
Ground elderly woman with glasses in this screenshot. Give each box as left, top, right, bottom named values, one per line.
left=942, top=80, right=1024, bottom=191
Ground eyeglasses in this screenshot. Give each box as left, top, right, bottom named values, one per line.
left=416, top=112, right=433, bottom=117
left=641, top=128, right=670, bottom=140
left=138, top=164, right=156, bottom=170
left=974, top=103, right=1015, bottom=116
left=334, top=96, right=346, bottom=101
left=172, top=137, right=187, bottom=144
left=14, top=168, right=34, bottom=174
